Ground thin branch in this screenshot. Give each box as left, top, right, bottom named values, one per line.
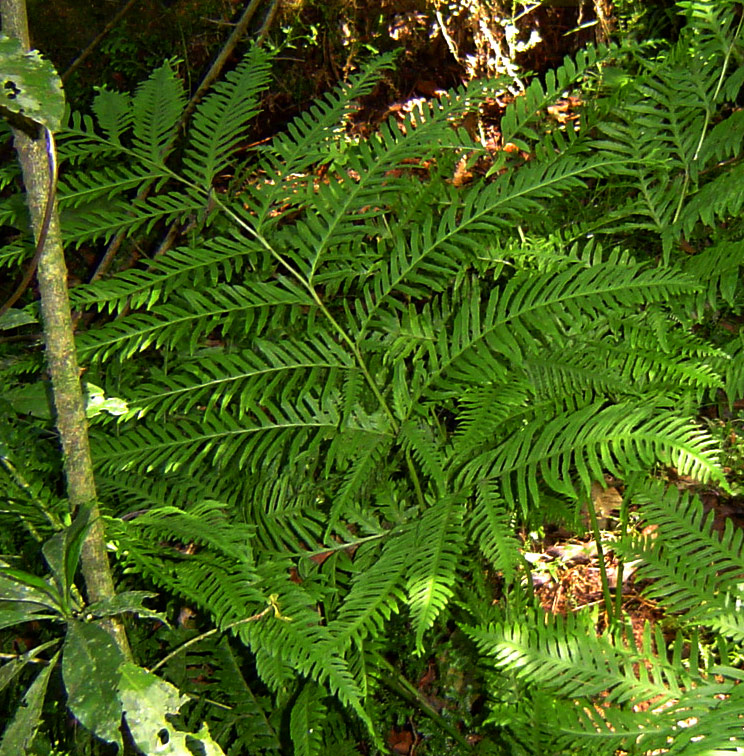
left=61, top=0, right=140, bottom=84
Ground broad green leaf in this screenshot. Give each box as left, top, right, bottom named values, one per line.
left=0, top=570, right=62, bottom=611
left=62, top=620, right=125, bottom=747
left=0, top=649, right=60, bottom=756
left=86, top=590, right=167, bottom=624
left=0, top=308, right=36, bottom=330
left=42, top=504, right=92, bottom=611
left=0, top=35, right=64, bottom=131
left=118, top=662, right=226, bottom=755
left=1, top=381, right=52, bottom=420
left=0, top=604, right=54, bottom=632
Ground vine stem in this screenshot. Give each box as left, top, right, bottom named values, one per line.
left=150, top=596, right=284, bottom=673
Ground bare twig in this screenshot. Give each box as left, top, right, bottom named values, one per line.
left=62, top=0, right=140, bottom=84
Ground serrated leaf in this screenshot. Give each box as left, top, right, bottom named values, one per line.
left=0, top=35, right=64, bottom=131
left=62, top=620, right=125, bottom=747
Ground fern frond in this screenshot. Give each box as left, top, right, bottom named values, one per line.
left=206, top=639, right=282, bottom=753
left=327, top=433, right=395, bottom=531
left=357, top=155, right=627, bottom=333
left=92, top=398, right=346, bottom=475
left=252, top=53, right=398, bottom=228
left=330, top=537, right=407, bottom=651
left=107, top=508, right=263, bottom=627
left=183, top=45, right=273, bottom=187
left=622, top=480, right=744, bottom=631
left=77, top=279, right=314, bottom=361
left=418, top=259, right=697, bottom=401
left=63, top=190, right=204, bottom=246
left=399, top=420, right=447, bottom=496
left=269, top=85, right=486, bottom=283
left=127, top=336, right=353, bottom=420
left=470, top=481, right=521, bottom=581
left=70, top=236, right=264, bottom=314
left=241, top=584, right=372, bottom=732
left=90, top=88, right=133, bottom=145
left=681, top=240, right=744, bottom=313
left=131, top=60, right=185, bottom=164
left=466, top=610, right=686, bottom=707
left=290, top=681, right=327, bottom=756
left=406, top=494, right=466, bottom=652
left=498, top=43, right=611, bottom=150
left=461, top=403, right=723, bottom=509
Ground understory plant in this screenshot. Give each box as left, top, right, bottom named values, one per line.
left=2, top=0, right=744, bottom=753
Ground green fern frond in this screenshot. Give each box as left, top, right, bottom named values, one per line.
left=330, top=537, right=407, bottom=651
left=623, top=481, right=744, bottom=628
left=453, top=379, right=532, bottom=453
left=269, top=85, right=486, bottom=283
left=70, top=236, right=264, bottom=314
left=681, top=240, right=744, bottom=313
left=470, top=481, right=521, bottom=581
left=63, top=190, right=204, bottom=246
left=127, top=337, right=353, bottom=420
left=92, top=398, right=345, bottom=475
left=357, top=156, right=627, bottom=334
left=465, top=610, right=686, bottom=707
left=131, top=60, right=185, bottom=164
left=77, top=279, right=314, bottom=361
left=399, top=420, right=447, bottom=496
left=680, top=162, right=744, bottom=235
left=498, top=43, right=611, bottom=150
left=721, top=332, right=744, bottom=407
left=241, top=584, right=373, bottom=732
left=406, top=494, right=466, bottom=652
left=418, top=259, right=697, bottom=401
left=461, top=403, right=723, bottom=508
left=290, top=680, right=327, bottom=756
left=107, top=510, right=263, bottom=627
left=252, top=53, right=398, bottom=228
left=90, top=88, right=134, bottom=145
left=96, top=470, right=239, bottom=516
left=327, top=433, right=395, bottom=531
left=183, top=45, right=273, bottom=187
left=58, top=164, right=168, bottom=209
left=663, top=682, right=744, bottom=755
left=206, top=639, right=282, bottom=752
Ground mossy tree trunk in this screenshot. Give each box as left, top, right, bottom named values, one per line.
left=1, top=0, right=131, bottom=658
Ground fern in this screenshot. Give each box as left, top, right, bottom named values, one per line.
left=3, top=2, right=744, bottom=751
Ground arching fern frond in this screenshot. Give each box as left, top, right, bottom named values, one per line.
left=131, top=60, right=185, bottom=164
left=127, top=336, right=354, bottom=420
left=460, top=402, right=723, bottom=508
left=621, top=480, right=744, bottom=636
left=77, top=279, right=314, bottom=362
left=183, top=45, right=273, bottom=187
left=406, top=494, right=466, bottom=653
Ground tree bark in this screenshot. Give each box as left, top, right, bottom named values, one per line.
left=1, top=0, right=131, bottom=658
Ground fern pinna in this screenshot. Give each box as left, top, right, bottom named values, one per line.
left=2, top=0, right=744, bottom=752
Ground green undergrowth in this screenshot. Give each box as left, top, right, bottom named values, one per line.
left=2, top=1, right=744, bottom=753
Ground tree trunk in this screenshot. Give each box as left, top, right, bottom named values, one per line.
left=1, top=0, right=131, bottom=659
